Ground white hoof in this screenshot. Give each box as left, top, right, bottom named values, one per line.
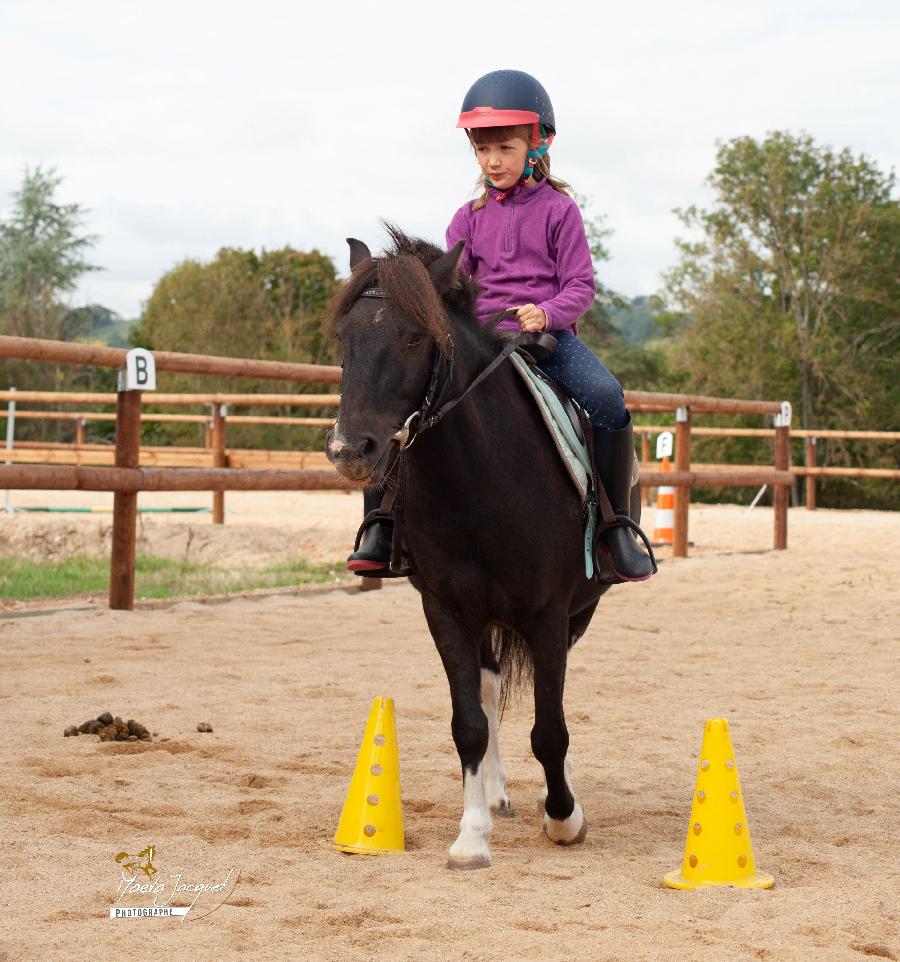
left=447, top=832, right=492, bottom=870
left=544, top=803, right=587, bottom=845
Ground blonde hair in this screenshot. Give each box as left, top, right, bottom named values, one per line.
left=467, top=124, right=573, bottom=211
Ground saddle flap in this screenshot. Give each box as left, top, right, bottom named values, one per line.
left=509, top=353, right=591, bottom=502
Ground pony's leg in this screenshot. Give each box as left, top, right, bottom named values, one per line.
left=536, top=602, right=598, bottom=812
left=480, top=667, right=512, bottom=817
left=422, top=596, right=492, bottom=869
left=530, top=613, right=587, bottom=845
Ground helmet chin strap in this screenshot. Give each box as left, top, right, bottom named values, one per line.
left=488, top=123, right=555, bottom=201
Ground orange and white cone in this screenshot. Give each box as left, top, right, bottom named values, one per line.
left=653, top=455, right=674, bottom=545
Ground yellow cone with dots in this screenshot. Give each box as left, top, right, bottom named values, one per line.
left=333, top=697, right=404, bottom=855
left=664, top=718, right=774, bottom=889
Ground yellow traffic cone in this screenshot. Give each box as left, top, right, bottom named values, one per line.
left=333, top=696, right=405, bottom=855
left=664, top=718, right=773, bottom=889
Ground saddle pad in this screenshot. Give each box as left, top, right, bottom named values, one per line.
left=510, top=353, right=591, bottom=503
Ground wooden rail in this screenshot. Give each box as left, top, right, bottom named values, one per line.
left=2, top=334, right=794, bottom=608
left=0, top=464, right=346, bottom=492
left=0, top=335, right=342, bottom=383
left=635, top=424, right=899, bottom=510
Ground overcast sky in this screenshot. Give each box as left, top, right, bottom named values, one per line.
left=2, top=0, right=898, bottom=319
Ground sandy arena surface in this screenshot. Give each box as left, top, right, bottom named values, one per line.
left=0, top=491, right=898, bottom=961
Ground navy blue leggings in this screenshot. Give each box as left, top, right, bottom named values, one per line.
left=537, top=332, right=629, bottom=430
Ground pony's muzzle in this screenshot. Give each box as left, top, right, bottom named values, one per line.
left=326, top=427, right=385, bottom=482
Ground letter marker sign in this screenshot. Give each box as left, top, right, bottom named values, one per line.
left=656, top=431, right=674, bottom=460
left=118, top=349, right=157, bottom=392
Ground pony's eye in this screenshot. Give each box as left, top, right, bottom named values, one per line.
left=406, top=334, right=424, bottom=349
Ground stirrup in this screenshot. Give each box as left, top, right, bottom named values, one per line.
left=350, top=511, right=411, bottom=578
left=595, top=514, right=658, bottom=584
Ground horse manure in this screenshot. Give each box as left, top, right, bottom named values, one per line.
left=197, top=722, right=214, bottom=733
left=64, top=711, right=153, bottom=741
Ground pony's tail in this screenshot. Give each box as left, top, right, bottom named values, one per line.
left=483, top=625, right=533, bottom=716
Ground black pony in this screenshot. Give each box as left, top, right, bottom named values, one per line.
left=326, top=228, right=640, bottom=868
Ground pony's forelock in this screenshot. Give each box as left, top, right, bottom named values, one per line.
left=325, top=225, right=480, bottom=358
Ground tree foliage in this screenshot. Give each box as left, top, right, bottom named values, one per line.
left=663, top=131, right=900, bottom=507
left=0, top=167, right=101, bottom=401
left=130, top=245, right=341, bottom=448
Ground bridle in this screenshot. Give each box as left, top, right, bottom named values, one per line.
left=358, top=287, right=523, bottom=451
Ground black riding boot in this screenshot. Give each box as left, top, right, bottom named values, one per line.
left=593, top=419, right=655, bottom=582
left=346, top=487, right=394, bottom=574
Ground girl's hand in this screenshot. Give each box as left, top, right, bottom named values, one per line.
left=516, top=304, right=548, bottom=332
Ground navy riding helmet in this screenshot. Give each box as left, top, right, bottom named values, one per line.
left=457, top=70, right=556, bottom=182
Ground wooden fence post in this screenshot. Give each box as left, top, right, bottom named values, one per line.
left=805, top=437, right=817, bottom=510
left=109, top=349, right=156, bottom=610
left=109, top=389, right=142, bottom=610
left=3, top=386, right=14, bottom=514
left=773, top=402, right=791, bottom=550
left=75, top=417, right=85, bottom=447
left=673, top=405, right=691, bottom=558
left=641, top=431, right=651, bottom=506
left=211, top=403, right=227, bottom=524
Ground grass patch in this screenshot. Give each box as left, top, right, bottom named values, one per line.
left=0, top=554, right=351, bottom=601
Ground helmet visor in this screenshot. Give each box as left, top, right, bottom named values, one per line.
left=457, top=107, right=539, bottom=129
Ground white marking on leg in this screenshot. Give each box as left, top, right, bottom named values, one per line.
left=480, top=669, right=511, bottom=815
left=544, top=801, right=586, bottom=844
left=447, top=762, right=492, bottom=868
left=542, top=754, right=586, bottom=844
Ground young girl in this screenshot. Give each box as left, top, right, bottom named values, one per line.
left=348, top=69, right=654, bottom=583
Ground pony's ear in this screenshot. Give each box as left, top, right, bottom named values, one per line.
left=346, top=238, right=372, bottom=270
left=428, top=241, right=464, bottom=294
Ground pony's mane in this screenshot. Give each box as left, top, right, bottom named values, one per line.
left=326, top=224, right=483, bottom=357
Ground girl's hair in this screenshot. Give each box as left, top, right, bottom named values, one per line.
left=468, top=124, right=573, bottom=211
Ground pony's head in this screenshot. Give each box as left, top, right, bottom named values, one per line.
left=324, top=227, right=472, bottom=483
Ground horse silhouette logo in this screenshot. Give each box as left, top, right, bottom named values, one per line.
left=115, top=845, right=158, bottom=880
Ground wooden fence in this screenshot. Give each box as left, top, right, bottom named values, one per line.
left=1, top=334, right=795, bottom=609
left=634, top=425, right=900, bottom=510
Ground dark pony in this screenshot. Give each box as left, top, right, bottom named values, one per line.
left=326, top=227, right=626, bottom=869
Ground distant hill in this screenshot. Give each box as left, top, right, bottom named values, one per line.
left=65, top=305, right=138, bottom=348
left=609, top=296, right=662, bottom=346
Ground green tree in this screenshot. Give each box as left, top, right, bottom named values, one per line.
left=0, top=166, right=99, bottom=343
left=663, top=131, right=900, bottom=507
left=0, top=167, right=105, bottom=437
left=133, top=246, right=338, bottom=365
left=131, top=245, right=340, bottom=449
left=665, top=131, right=899, bottom=430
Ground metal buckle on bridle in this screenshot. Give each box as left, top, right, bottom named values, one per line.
left=392, top=410, right=421, bottom=450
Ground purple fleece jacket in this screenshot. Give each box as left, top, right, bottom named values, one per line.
left=445, top=178, right=596, bottom=335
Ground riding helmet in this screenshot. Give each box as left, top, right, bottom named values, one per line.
left=457, top=69, right=555, bottom=136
